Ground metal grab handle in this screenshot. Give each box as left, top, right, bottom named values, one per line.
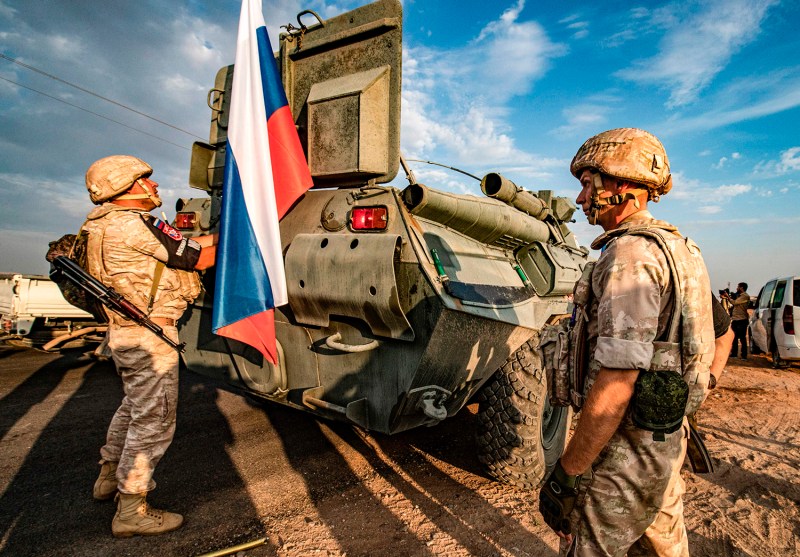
left=324, top=332, right=378, bottom=353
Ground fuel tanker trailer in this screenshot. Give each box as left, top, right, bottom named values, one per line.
left=175, top=0, right=589, bottom=488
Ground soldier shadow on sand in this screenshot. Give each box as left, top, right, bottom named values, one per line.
left=258, top=403, right=557, bottom=557
left=0, top=350, right=271, bottom=557
left=367, top=420, right=558, bottom=556
left=261, top=403, right=438, bottom=556
left=0, top=349, right=83, bottom=442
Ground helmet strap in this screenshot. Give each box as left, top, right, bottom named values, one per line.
left=114, top=178, right=162, bottom=207
left=588, top=172, right=647, bottom=224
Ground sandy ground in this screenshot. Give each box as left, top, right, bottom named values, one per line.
left=0, top=345, right=797, bottom=557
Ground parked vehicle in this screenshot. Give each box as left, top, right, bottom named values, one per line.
left=175, top=0, right=589, bottom=488
left=0, top=273, right=101, bottom=349
left=749, top=275, right=800, bottom=367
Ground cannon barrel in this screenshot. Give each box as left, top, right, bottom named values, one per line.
left=402, top=183, right=550, bottom=246
left=480, top=173, right=549, bottom=221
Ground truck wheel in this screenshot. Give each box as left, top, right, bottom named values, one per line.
left=770, top=338, right=787, bottom=368
left=475, top=336, right=571, bottom=489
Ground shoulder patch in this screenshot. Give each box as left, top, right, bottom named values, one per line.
left=152, top=218, right=184, bottom=241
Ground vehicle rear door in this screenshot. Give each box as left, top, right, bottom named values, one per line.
left=751, top=280, right=775, bottom=352
left=768, top=280, right=787, bottom=351
left=775, top=278, right=799, bottom=357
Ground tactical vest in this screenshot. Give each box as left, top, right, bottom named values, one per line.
left=593, top=221, right=714, bottom=417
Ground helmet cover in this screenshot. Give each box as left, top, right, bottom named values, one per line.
left=570, top=128, right=672, bottom=198
left=85, top=155, right=152, bottom=204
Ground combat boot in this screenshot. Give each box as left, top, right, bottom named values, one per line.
left=111, top=492, right=184, bottom=538
left=93, top=460, right=118, bottom=501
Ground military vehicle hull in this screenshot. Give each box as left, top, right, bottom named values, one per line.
left=178, top=0, right=588, bottom=488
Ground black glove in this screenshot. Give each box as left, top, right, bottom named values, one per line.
left=538, top=460, right=582, bottom=535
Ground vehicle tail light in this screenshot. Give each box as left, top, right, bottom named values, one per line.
left=174, top=212, right=199, bottom=230
left=350, top=207, right=388, bottom=231
left=2, top=318, right=12, bottom=333
left=783, top=305, right=794, bottom=335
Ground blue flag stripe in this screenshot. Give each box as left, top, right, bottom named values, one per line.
left=213, top=145, right=275, bottom=329
left=256, top=26, right=287, bottom=120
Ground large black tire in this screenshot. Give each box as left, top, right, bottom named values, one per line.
left=476, top=335, right=571, bottom=489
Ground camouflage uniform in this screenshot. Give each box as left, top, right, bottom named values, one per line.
left=563, top=211, right=714, bottom=557
left=84, top=203, right=200, bottom=495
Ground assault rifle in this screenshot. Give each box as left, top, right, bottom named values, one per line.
left=50, top=255, right=185, bottom=352
left=686, top=415, right=714, bottom=474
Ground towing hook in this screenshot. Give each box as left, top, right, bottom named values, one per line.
left=419, top=390, right=448, bottom=421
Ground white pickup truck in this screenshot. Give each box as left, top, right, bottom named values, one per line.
left=0, top=273, right=102, bottom=349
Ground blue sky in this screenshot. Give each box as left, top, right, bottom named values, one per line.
left=1, top=0, right=798, bottom=295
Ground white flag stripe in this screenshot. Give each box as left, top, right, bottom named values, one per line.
left=227, top=0, right=288, bottom=306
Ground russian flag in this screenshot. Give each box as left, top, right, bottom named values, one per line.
left=212, top=0, right=313, bottom=365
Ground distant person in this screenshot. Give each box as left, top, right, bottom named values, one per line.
left=83, top=155, right=217, bottom=537
left=729, top=282, right=751, bottom=359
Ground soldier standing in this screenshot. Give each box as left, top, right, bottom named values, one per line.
left=538, top=129, right=714, bottom=556
left=729, top=282, right=751, bottom=358
left=83, top=155, right=217, bottom=537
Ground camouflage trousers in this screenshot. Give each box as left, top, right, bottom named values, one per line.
left=561, top=419, right=689, bottom=557
left=99, top=323, right=179, bottom=495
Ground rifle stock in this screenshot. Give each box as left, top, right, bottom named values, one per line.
left=686, top=415, right=714, bottom=474
left=50, top=255, right=185, bottom=352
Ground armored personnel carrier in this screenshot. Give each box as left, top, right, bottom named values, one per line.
left=177, top=0, right=588, bottom=488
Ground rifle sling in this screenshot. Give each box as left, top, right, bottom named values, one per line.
left=147, top=261, right=166, bottom=315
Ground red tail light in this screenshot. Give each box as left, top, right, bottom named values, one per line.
left=174, top=212, right=198, bottom=230
left=350, top=207, right=388, bottom=231
left=783, top=305, right=794, bottom=335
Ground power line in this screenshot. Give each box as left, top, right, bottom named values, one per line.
left=0, top=76, right=190, bottom=151
left=1, top=52, right=205, bottom=141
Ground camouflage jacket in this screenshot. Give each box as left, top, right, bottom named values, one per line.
left=83, top=204, right=201, bottom=322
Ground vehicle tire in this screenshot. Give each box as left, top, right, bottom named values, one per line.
left=475, top=335, right=571, bottom=489
left=748, top=327, right=762, bottom=355
left=770, top=337, right=787, bottom=368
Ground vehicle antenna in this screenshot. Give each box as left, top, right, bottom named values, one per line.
left=404, top=159, right=481, bottom=182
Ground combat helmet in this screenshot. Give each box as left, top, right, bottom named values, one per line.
left=85, top=155, right=153, bottom=204
left=570, top=128, right=672, bottom=200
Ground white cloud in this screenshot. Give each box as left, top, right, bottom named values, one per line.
left=660, top=69, right=800, bottom=133
left=0, top=0, right=16, bottom=19
left=669, top=172, right=752, bottom=202
left=399, top=2, right=568, bottom=187
left=715, top=184, right=751, bottom=196
left=753, top=146, right=800, bottom=177
left=616, top=0, right=779, bottom=107
left=551, top=103, right=611, bottom=137
left=778, top=147, right=800, bottom=172
left=697, top=205, right=722, bottom=214
left=712, top=152, right=742, bottom=169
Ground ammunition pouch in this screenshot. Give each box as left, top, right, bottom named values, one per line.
left=538, top=262, right=593, bottom=412
left=630, top=370, right=689, bottom=441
